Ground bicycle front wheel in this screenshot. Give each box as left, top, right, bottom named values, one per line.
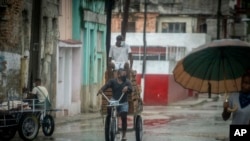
left=104, top=115, right=110, bottom=141
left=109, top=118, right=117, bottom=141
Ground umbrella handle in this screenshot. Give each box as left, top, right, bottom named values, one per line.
left=224, top=93, right=238, bottom=112
left=224, top=93, right=229, bottom=102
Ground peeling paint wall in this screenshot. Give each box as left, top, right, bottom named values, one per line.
left=39, top=0, right=59, bottom=92
left=0, top=52, right=21, bottom=99
left=0, top=0, right=29, bottom=101
left=0, top=0, right=59, bottom=108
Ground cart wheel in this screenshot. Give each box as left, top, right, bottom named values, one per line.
left=0, top=115, right=17, bottom=141
left=42, top=114, right=54, bottom=136
left=104, top=115, right=110, bottom=141
left=0, top=127, right=17, bottom=141
left=135, top=115, right=143, bottom=141
left=18, top=114, right=39, bottom=141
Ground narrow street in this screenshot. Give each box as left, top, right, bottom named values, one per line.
left=12, top=95, right=231, bottom=141
left=142, top=98, right=230, bottom=141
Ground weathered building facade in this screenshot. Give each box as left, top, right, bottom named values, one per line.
left=112, top=0, right=250, bottom=40
left=0, top=0, right=59, bottom=109
left=0, top=0, right=26, bottom=99
left=72, top=0, right=107, bottom=112
left=0, top=0, right=107, bottom=115
left=56, top=0, right=82, bottom=116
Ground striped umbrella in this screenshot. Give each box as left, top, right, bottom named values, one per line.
left=173, top=39, right=250, bottom=94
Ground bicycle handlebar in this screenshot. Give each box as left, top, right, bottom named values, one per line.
left=97, top=92, right=125, bottom=105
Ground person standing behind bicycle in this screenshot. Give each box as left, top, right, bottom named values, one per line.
left=108, top=35, right=133, bottom=79
left=98, top=69, right=133, bottom=141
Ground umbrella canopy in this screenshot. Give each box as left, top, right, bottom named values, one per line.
left=173, top=39, right=250, bottom=94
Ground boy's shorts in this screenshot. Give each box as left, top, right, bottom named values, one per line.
left=117, top=102, right=128, bottom=113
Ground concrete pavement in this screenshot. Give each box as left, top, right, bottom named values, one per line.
left=54, top=94, right=220, bottom=125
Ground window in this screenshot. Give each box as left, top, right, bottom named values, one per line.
left=162, top=22, right=186, bottom=33
left=131, top=46, right=166, bottom=61
left=242, top=0, right=250, bottom=9
left=133, top=54, right=166, bottom=61
left=127, top=22, right=136, bottom=32
left=0, top=0, right=7, bottom=7
left=199, top=23, right=207, bottom=33
left=166, top=46, right=186, bottom=61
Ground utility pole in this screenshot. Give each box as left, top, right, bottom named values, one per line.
left=142, top=0, right=147, bottom=78
left=121, top=0, right=130, bottom=40
left=217, top=0, right=222, bottom=39
left=105, top=0, right=113, bottom=66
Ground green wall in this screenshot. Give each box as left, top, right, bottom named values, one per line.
left=72, top=0, right=106, bottom=85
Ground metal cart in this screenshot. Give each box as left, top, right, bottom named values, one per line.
left=0, top=98, right=55, bottom=141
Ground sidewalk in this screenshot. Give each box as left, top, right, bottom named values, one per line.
left=168, top=94, right=220, bottom=107
left=54, top=94, right=220, bottom=125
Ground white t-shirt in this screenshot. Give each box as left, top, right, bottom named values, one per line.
left=31, top=86, right=49, bottom=103
left=109, top=43, right=131, bottom=62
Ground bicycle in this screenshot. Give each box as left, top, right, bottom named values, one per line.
left=98, top=92, right=125, bottom=141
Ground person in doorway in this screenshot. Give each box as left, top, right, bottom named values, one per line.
left=108, top=35, right=133, bottom=79
left=27, top=78, right=51, bottom=109
left=98, top=69, right=133, bottom=140
left=222, top=70, right=250, bottom=124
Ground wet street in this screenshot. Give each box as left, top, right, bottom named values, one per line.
left=12, top=96, right=230, bottom=141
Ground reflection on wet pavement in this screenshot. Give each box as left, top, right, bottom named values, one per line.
left=144, top=119, right=169, bottom=127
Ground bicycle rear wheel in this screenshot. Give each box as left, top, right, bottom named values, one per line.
left=135, top=115, right=143, bottom=141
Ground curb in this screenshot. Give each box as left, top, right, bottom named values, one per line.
left=189, top=95, right=220, bottom=107
left=168, top=95, right=220, bottom=107
left=54, top=112, right=103, bottom=125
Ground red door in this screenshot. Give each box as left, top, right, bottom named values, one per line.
left=144, top=74, right=168, bottom=105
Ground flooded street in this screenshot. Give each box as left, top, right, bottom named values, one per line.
left=12, top=96, right=230, bottom=141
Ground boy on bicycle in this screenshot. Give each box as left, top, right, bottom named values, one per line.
left=98, top=69, right=133, bottom=140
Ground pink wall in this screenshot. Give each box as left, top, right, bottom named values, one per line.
left=168, top=75, right=190, bottom=104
